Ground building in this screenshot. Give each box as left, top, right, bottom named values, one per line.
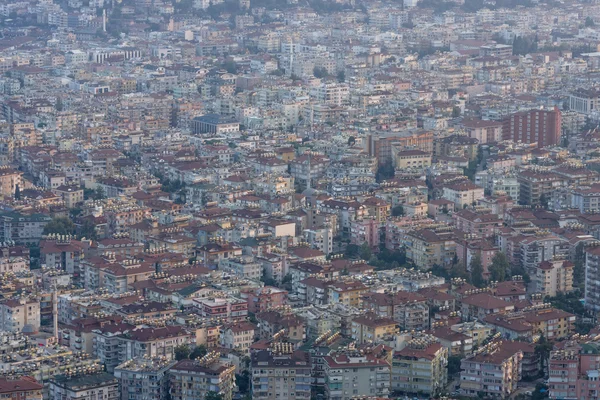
left=251, top=347, right=311, bottom=400
left=484, top=306, right=575, bottom=341
left=114, top=358, right=176, bottom=400
left=569, top=88, right=600, bottom=115
left=532, top=259, right=574, bottom=297
left=0, top=167, right=22, bottom=197
left=192, top=114, right=239, bottom=134
left=442, top=181, right=485, bottom=209
left=351, top=312, right=397, bottom=344
left=169, top=356, right=236, bottom=400
left=367, top=131, right=434, bottom=166
left=391, top=149, right=432, bottom=169
left=585, top=245, right=600, bottom=312
left=220, top=322, right=255, bottom=354
left=54, top=185, right=84, bottom=208
left=502, top=107, right=562, bottom=147
left=324, top=352, right=391, bottom=400
left=0, top=212, right=52, bottom=245
left=49, top=372, right=119, bottom=400
left=462, top=119, right=503, bottom=144
left=516, top=170, right=564, bottom=206
left=362, top=291, right=429, bottom=330
left=405, top=227, right=456, bottom=269
left=459, top=342, right=523, bottom=398
left=392, top=336, right=448, bottom=396
left=479, top=43, right=513, bottom=58
left=0, top=377, right=43, bottom=400
left=0, top=298, right=40, bottom=333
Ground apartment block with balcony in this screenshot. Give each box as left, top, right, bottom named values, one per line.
left=585, top=246, right=600, bottom=312
left=392, top=337, right=448, bottom=396
left=49, top=372, right=119, bottom=400
left=251, top=348, right=311, bottom=400
left=459, top=342, right=522, bottom=398
left=114, top=358, right=176, bottom=400
left=170, top=357, right=236, bottom=400
left=532, top=259, right=574, bottom=297
left=324, top=353, right=391, bottom=400
left=351, top=312, right=396, bottom=344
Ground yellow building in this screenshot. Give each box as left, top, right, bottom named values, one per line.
left=351, top=312, right=396, bottom=344
left=533, top=259, right=574, bottom=297
left=392, top=149, right=432, bottom=169
left=328, top=280, right=369, bottom=308
left=406, top=227, right=456, bottom=269
left=363, top=197, right=391, bottom=223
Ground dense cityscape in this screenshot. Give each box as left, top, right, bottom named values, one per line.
left=1, top=0, right=600, bottom=399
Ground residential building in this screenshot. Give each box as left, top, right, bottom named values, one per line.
left=532, top=259, right=574, bottom=297
left=442, top=181, right=485, bottom=209
left=502, top=107, right=562, bottom=147
left=324, top=352, right=391, bottom=400
left=0, top=298, right=40, bottom=333
left=220, top=322, right=256, bottom=354
left=462, top=119, right=503, bottom=144
left=0, top=377, right=43, bottom=400
left=49, top=372, right=119, bottom=400
left=459, top=342, right=523, bottom=398
left=114, top=358, right=176, bottom=400
left=392, top=336, right=448, bottom=396
left=362, top=291, right=429, bottom=330
left=351, top=312, right=397, bottom=344
left=169, top=357, right=236, bottom=400
left=251, top=347, right=312, bottom=400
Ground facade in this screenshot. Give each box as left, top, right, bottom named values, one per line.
left=49, top=373, right=119, bottom=400
left=251, top=348, right=312, bottom=400
left=324, top=353, right=391, bottom=400
left=114, top=358, right=176, bottom=400
left=392, top=338, right=448, bottom=396
left=459, top=343, right=523, bottom=398
left=502, top=107, right=562, bottom=147
left=462, top=119, right=503, bottom=144
left=169, top=358, right=236, bottom=400
left=532, top=259, right=574, bottom=297
left=0, top=298, right=40, bottom=333
left=0, top=377, right=43, bottom=400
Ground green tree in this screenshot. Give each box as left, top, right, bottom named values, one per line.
left=573, top=243, right=586, bottom=290
left=14, top=184, right=20, bottom=200
left=539, top=193, right=549, bottom=209
left=586, top=16, right=595, bottom=27
left=470, top=255, right=485, bottom=287
left=337, top=70, right=345, bottom=82
left=236, top=370, right=251, bottom=393
left=95, top=187, right=106, bottom=200
left=347, top=136, right=356, bottom=146
left=376, top=161, right=395, bottom=182
left=174, top=344, right=191, bottom=360
left=345, top=243, right=360, bottom=258
left=43, top=216, right=75, bottom=236
left=360, top=242, right=372, bottom=261
left=205, top=392, right=223, bottom=400
left=190, top=345, right=208, bottom=359
left=391, top=205, right=404, bottom=216
left=448, top=355, right=462, bottom=375
left=452, top=106, right=461, bottom=118
left=313, top=66, right=328, bottom=78
left=535, top=335, right=553, bottom=372
left=80, top=219, right=98, bottom=241
left=489, top=252, right=510, bottom=282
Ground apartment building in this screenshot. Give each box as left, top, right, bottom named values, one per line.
left=585, top=245, right=600, bottom=312
left=453, top=210, right=502, bottom=239
left=516, top=170, right=564, bottom=206
left=405, top=227, right=456, bottom=269
left=328, top=280, right=369, bottom=308
left=484, top=306, right=575, bottom=341
left=49, top=373, right=119, bottom=400
left=220, top=322, right=255, bottom=355
left=0, top=167, right=22, bottom=197
left=351, top=312, right=397, bottom=344
left=502, top=107, right=562, bottom=147
left=391, top=149, right=432, bottom=169
left=251, top=347, right=312, bottom=400
left=547, top=341, right=600, bottom=400
left=532, top=259, right=574, bottom=297
left=349, top=218, right=380, bottom=249
left=0, top=377, right=43, bottom=400
left=0, top=298, right=40, bottom=333
left=392, top=337, right=448, bottom=396
left=114, top=358, right=176, bottom=400
left=192, top=297, right=248, bottom=322
left=324, top=353, right=391, bottom=400
left=569, top=88, right=600, bottom=115
left=0, top=211, right=52, bottom=245
left=460, top=342, right=523, bottom=398
left=367, top=131, right=434, bottom=166
left=462, top=119, right=503, bottom=144
left=170, top=356, right=236, bottom=400
left=442, top=180, right=485, bottom=209
left=519, top=235, right=569, bottom=272
left=362, top=291, right=429, bottom=330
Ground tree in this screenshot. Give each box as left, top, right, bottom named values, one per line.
left=337, top=70, right=345, bottom=82
left=539, top=193, right=549, bottom=209
left=222, top=59, right=238, bottom=74
left=174, top=344, right=191, bottom=360
left=573, top=243, right=585, bottom=290
left=360, top=242, right=372, bottom=261
left=391, top=205, right=404, bottom=217
left=489, top=252, right=510, bottom=282
left=190, top=345, right=207, bottom=359
left=452, top=106, right=461, bottom=118
left=236, top=370, right=251, bottom=393
left=376, top=161, right=395, bottom=182
left=448, top=355, right=462, bottom=375
left=80, top=219, right=98, bottom=240
left=43, top=216, right=75, bottom=236
left=586, top=16, right=595, bottom=27
left=313, top=66, right=328, bottom=78
left=345, top=243, right=360, bottom=258
left=205, top=392, right=223, bottom=400
left=470, top=255, right=485, bottom=287
left=95, top=187, right=106, bottom=200
left=14, top=184, right=20, bottom=200
left=347, top=136, right=356, bottom=146
left=535, top=335, right=553, bottom=372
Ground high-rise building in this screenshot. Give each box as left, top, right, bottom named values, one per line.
left=502, top=107, right=562, bottom=147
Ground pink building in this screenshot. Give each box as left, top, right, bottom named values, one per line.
left=350, top=218, right=380, bottom=249
left=455, top=238, right=498, bottom=278
left=453, top=210, right=503, bottom=238
left=549, top=340, right=600, bottom=400
left=242, top=286, right=288, bottom=314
